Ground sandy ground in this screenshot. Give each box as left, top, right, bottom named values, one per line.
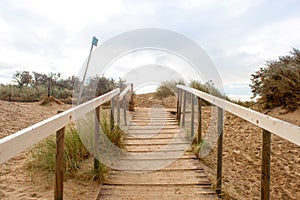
left=0, top=93, right=300, bottom=199
left=0, top=100, right=100, bottom=200
left=185, top=105, right=300, bottom=200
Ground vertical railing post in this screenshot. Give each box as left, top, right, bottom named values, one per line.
left=191, top=94, right=195, bottom=138
left=130, top=83, right=134, bottom=103
left=197, top=97, right=202, bottom=144
left=176, top=88, right=180, bottom=121
left=261, top=130, right=271, bottom=200
left=123, top=97, right=127, bottom=126
left=117, top=98, right=120, bottom=126
left=55, top=111, right=64, bottom=200
left=94, top=106, right=100, bottom=174
left=110, top=97, right=115, bottom=131
left=177, top=89, right=181, bottom=123
left=216, top=107, right=224, bottom=196
left=182, top=91, right=187, bottom=127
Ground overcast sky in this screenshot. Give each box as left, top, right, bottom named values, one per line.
left=0, top=0, right=300, bottom=99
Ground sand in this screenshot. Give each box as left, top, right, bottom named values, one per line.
left=0, top=100, right=100, bottom=200
left=0, top=94, right=299, bottom=199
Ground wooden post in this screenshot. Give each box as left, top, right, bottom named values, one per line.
left=48, top=77, right=51, bottom=97
left=117, top=99, right=120, bottom=126
left=216, top=107, right=224, bottom=196
left=178, top=89, right=182, bottom=125
left=197, top=97, right=202, bottom=144
left=123, top=98, right=127, bottom=126
left=176, top=88, right=180, bottom=121
left=130, top=83, right=133, bottom=103
left=182, top=91, right=187, bottom=127
left=129, top=83, right=134, bottom=111
left=110, top=97, right=114, bottom=131
left=191, top=94, right=195, bottom=138
left=55, top=111, right=64, bottom=200
left=261, top=129, right=271, bottom=200
left=94, top=106, right=100, bottom=174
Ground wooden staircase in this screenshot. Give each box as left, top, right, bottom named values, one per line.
left=97, top=108, right=218, bottom=200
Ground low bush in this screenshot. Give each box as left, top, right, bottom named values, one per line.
left=250, top=48, right=300, bottom=111
left=155, top=80, right=185, bottom=98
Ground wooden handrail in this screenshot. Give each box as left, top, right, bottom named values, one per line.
left=0, top=88, right=120, bottom=165
left=118, top=85, right=131, bottom=101
left=177, top=85, right=300, bottom=146
left=176, top=84, right=300, bottom=200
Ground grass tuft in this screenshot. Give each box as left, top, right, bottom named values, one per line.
left=28, top=108, right=124, bottom=181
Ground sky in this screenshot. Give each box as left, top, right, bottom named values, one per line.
left=0, top=0, right=300, bottom=100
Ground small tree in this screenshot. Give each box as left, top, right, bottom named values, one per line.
left=13, top=71, right=33, bottom=87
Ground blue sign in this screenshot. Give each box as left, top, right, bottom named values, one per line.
left=92, top=36, right=98, bottom=46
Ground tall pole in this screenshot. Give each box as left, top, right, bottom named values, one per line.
left=77, top=36, right=98, bottom=105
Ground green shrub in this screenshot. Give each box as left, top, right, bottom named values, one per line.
left=189, top=80, right=224, bottom=98
left=250, top=48, right=300, bottom=111
left=155, top=80, right=185, bottom=98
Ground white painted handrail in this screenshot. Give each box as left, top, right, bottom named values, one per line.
left=177, top=85, right=300, bottom=146
left=118, top=85, right=130, bottom=101
left=0, top=88, right=120, bottom=164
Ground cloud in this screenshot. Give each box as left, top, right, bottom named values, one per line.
left=237, top=17, right=300, bottom=60
left=0, top=0, right=300, bottom=99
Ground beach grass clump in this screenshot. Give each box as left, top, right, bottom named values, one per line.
left=29, top=108, right=124, bottom=180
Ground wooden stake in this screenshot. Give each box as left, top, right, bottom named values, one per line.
left=94, top=106, right=100, bottom=174
left=261, top=129, right=271, bottom=200
left=55, top=111, right=64, bottom=200
left=197, top=97, right=202, bottom=144
left=216, top=107, right=224, bottom=196
left=182, top=91, right=187, bottom=127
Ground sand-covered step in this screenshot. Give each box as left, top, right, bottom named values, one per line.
left=124, top=138, right=189, bottom=145
left=109, top=157, right=202, bottom=171
left=127, top=125, right=179, bottom=130
left=130, top=119, right=177, bottom=123
left=98, top=185, right=218, bottom=200
left=129, top=121, right=178, bottom=125
left=124, top=134, right=185, bottom=140
left=124, top=143, right=190, bottom=152
left=126, top=129, right=182, bottom=134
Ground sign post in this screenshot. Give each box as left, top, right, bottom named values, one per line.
left=77, top=36, right=98, bottom=104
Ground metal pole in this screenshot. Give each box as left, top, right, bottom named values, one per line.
left=77, top=36, right=98, bottom=105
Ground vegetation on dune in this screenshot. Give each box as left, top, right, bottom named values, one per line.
left=0, top=71, right=75, bottom=102
left=250, top=48, right=300, bottom=111
left=0, top=71, right=128, bottom=103
left=155, top=80, right=185, bottom=98
left=29, top=108, right=125, bottom=181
